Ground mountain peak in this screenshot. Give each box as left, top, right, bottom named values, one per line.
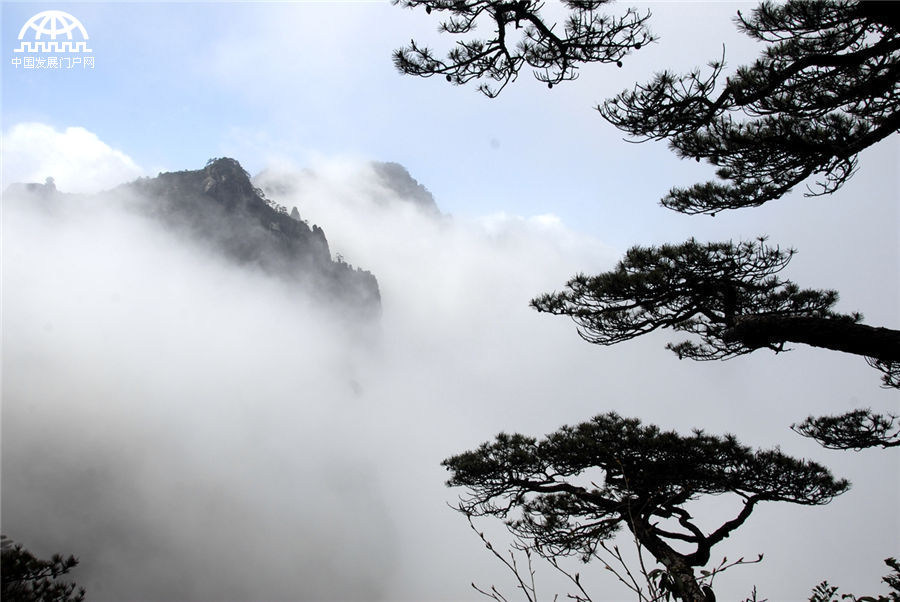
left=127, top=158, right=381, bottom=316
left=200, top=157, right=261, bottom=203
left=371, top=161, right=440, bottom=215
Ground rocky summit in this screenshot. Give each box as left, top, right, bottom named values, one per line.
left=127, top=158, right=380, bottom=316
left=371, top=161, right=440, bottom=215
left=7, top=158, right=380, bottom=317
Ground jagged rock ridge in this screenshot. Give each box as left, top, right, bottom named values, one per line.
left=122, top=157, right=380, bottom=315
left=370, top=161, right=440, bottom=215
left=254, top=161, right=441, bottom=217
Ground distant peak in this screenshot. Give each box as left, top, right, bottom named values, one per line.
left=202, top=157, right=257, bottom=197
left=205, top=157, right=245, bottom=173
left=371, top=161, right=440, bottom=214
left=4, top=177, right=59, bottom=198
left=204, top=157, right=251, bottom=182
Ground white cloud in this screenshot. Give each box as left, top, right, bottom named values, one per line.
left=2, top=122, right=143, bottom=193
left=2, top=154, right=896, bottom=601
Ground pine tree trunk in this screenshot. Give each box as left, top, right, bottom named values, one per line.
left=725, top=315, right=900, bottom=362
left=627, top=520, right=713, bottom=602
left=657, top=553, right=713, bottom=602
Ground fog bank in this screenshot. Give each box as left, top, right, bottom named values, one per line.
left=2, top=157, right=897, bottom=601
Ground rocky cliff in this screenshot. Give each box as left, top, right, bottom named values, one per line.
left=127, top=158, right=380, bottom=315
left=7, top=158, right=381, bottom=317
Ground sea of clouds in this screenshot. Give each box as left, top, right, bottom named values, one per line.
left=2, top=124, right=897, bottom=601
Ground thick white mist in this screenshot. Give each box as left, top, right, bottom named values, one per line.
left=3, top=157, right=897, bottom=601
left=1, top=123, right=143, bottom=194
left=2, top=190, right=395, bottom=600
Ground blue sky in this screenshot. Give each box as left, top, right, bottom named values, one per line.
left=3, top=1, right=896, bottom=303
left=2, top=1, right=775, bottom=244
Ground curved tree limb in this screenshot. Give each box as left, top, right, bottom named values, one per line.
left=393, top=0, right=654, bottom=97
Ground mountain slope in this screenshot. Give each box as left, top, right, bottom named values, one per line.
left=371, top=161, right=440, bottom=215
left=7, top=157, right=380, bottom=316
left=127, top=157, right=380, bottom=315
left=254, top=160, right=441, bottom=217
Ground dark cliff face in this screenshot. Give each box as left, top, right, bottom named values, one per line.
left=121, top=158, right=380, bottom=316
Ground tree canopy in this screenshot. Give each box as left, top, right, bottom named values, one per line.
left=601, top=0, right=900, bottom=214
left=530, top=238, right=900, bottom=388
left=1, top=536, right=86, bottom=602
left=793, top=409, right=900, bottom=450
left=444, top=412, right=849, bottom=602
left=809, top=557, right=900, bottom=602
left=394, top=1, right=899, bottom=211
left=395, top=0, right=897, bottom=597
left=392, top=0, right=653, bottom=97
